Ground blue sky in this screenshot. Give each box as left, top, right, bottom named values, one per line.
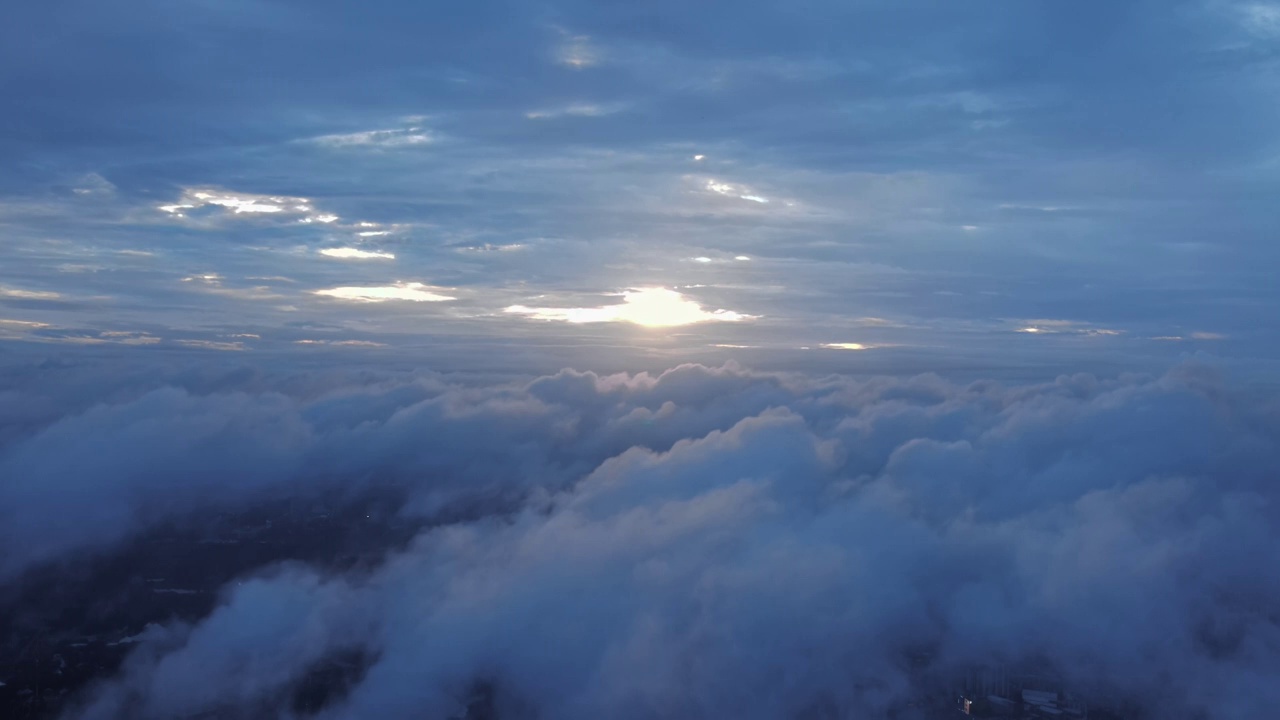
left=2, top=0, right=1278, bottom=376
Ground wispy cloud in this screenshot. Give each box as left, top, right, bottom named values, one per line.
left=314, top=282, right=455, bottom=303
left=705, top=179, right=769, bottom=204
left=506, top=287, right=754, bottom=327
left=319, top=248, right=396, bottom=260
left=556, top=31, right=599, bottom=69
left=309, top=127, right=433, bottom=148
left=525, top=103, right=623, bottom=120
left=159, top=188, right=338, bottom=225
left=174, top=339, right=247, bottom=351
left=0, top=286, right=61, bottom=300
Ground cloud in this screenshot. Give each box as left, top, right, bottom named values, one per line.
left=314, top=282, right=456, bottom=303
left=505, top=287, right=754, bottom=327
left=556, top=32, right=600, bottom=69
left=0, top=286, right=61, bottom=300
left=294, top=339, right=388, bottom=348
left=174, top=339, right=247, bottom=351
left=319, top=248, right=396, bottom=260
left=1013, top=319, right=1123, bottom=337
left=181, top=274, right=286, bottom=301
left=158, top=188, right=342, bottom=226
left=15, top=361, right=1275, bottom=720
left=309, top=127, right=433, bottom=148
left=525, top=103, right=623, bottom=120
left=705, top=179, right=770, bottom=204
left=1239, top=3, right=1280, bottom=37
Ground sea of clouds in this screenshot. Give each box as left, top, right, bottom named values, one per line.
left=1, top=359, right=1278, bottom=719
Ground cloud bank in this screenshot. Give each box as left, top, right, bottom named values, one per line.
left=0, top=359, right=1276, bottom=718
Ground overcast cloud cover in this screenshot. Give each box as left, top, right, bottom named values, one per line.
left=2, top=1, right=1280, bottom=718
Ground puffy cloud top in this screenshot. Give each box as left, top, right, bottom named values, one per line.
left=1, top=360, right=1276, bottom=718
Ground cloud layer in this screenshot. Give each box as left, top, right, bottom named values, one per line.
left=2, top=1, right=1278, bottom=366
left=2, top=359, right=1276, bottom=718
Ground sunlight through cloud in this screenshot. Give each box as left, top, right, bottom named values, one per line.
left=159, top=188, right=340, bottom=224
left=706, top=179, right=769, bottom=204
left=505, top=287, right=754, bottom=327
left=310, top=127, right=432, bottom=148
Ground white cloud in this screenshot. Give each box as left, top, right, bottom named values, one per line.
left=1012, top=319, right=1122, bottom=337
left=705, top=179, right=769, bottom=204
left=293, top=339, right=388, bottom=348
left=159, top=188, right=339, bottom=225
left=557, top=33, right=599, bottom=68
left=525, top=103, right=621, bottom=120
left=310, top=127, right=432, bottom=148
left=181, top=274, right=284, bottom=301
left=0, top=286, right=61, bottom=300
left=319, top=248, right=396, bottom=260
left=505, top=287, right=754, bottom=327
left=31, top=364, right=1280, bottom=720
left=457, top=243, right=527, bottom=253
left=0, top=318, right=49, bottom=328
left=99, top=331, right=162, bottom=346
left=314, top=282, right=455, bottom=303
left=72, top=172, right=116, bottom=197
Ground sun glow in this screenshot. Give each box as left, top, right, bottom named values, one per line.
left=505, top=287, right=752, bottom=328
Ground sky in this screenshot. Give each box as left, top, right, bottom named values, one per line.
left=2, top=0, right=1279, bottom=377
left=3, top=3, right=1280, bottom=719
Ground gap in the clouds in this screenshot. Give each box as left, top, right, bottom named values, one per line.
left=0, top=487, right=520, bottom=720
left=290, top=646, right=381, bottom=717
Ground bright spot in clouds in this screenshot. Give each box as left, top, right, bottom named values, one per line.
left=319, top=248, right=395, bottom=260
left=706, top=179, right=769, bottom=204
left=314, top=282, right=455, bottom=303
left=505, top=287, right=753, bottom=327
left=159, top=188, right=342, bottom=224
left=822, top=342, right=869, bottom=350
left=162, top=190, right=287, bottom=215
